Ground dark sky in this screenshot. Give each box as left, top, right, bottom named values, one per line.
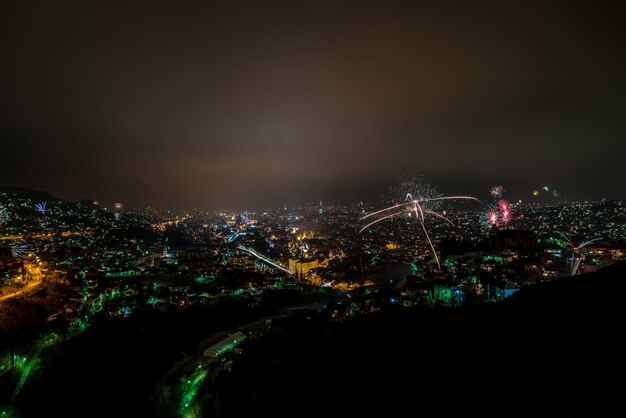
left=1, top=1, right=625, bottom=210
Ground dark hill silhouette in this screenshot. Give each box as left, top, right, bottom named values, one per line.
left=215, top=262, right=626, bottom=417
left=0, top=186, right=61, bottom=202
left=6, top=262, right=625, bottom=417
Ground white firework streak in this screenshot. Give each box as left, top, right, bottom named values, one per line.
left=359, top=212, right=404, bottom=233
left=425, top=209, right=455, bottom=226
left=10, top=243, right=31, bottom=259
left=557, top=232, right=601, bottom=275
left=360, top=194, right=479, bottom=271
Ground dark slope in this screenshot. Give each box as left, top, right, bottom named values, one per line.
left=7, top=263, right=625, bottom=417
left=216, top=262, right=626, bottom=417
left=0, top=186, right=61, bottom=202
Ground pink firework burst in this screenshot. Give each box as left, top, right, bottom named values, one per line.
left=487, top=209, right=499, bottom=226
left=498, top=200, right=512, bottom=225
left=484, top=200, right=514, bottom=229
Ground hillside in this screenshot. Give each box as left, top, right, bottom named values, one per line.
left=0, top=187, right=61, bottom=202
left=213, top=262, right=626, bottom=417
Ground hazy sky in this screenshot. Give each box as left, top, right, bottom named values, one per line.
left=1, top=0, right=624, bottom=209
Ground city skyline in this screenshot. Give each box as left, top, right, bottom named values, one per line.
left=2, top=2, right=625, bottom=416
left=1, top=0, right=625, bottom=209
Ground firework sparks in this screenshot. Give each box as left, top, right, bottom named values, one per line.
left=490, top=185, right=504, bottom=199
left=35, top=201, right=47, bottom=214
left=483, top=199, right=513, bottom=229
left=557, top=232, right=601, bottom=276
left=498, top=199, right=512, bottom=225
left=487, top=209, right=499, bottom=226
left=360, top=186, right=478, bottom=271
left=10, top=243, right=31, bottom=259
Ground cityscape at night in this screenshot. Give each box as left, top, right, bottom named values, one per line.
left=1, top=1, right=625, bottom=417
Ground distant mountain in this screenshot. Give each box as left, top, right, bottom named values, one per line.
left=0, top=186, right=61, bottom=202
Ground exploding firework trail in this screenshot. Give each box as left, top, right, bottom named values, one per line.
left=486, top=208, right=499, bottom=227
left=360, top=194, right=479, bottom=271
left=498, top=199, right=512, bottom=225
left=490, top=185, right=504, bottom=199
left=10, top=243, right=31, bottom=259
left=483, top=199, right=513, bottom=229
left=35, top=201, right=47, bottom=214
left=484, top=186, right=513, bottom=230
left=557, top=232, right=601, bottom=275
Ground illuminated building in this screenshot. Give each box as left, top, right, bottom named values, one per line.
left=162, top=243, right=171, bottom=258
left=227, top=255, right=256, bottom=270
left=288, top=258, right=319, bottom=280
left=503, top=281, right=521, bottom=298
left=488, top=228, right=537, bottom=252
left=203, top=331, right=246, bottom=358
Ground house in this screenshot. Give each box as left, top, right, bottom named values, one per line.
left=502, top=281, right=521, bottom=298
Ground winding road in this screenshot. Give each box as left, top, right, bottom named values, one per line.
left=0, top=277, right=43, bottom=302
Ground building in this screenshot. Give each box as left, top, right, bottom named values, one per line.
left=203, top=331, right=247, bottom=359
left=488, top=228, right=537, bottom=252
left=288, top=258, right=319, bottom=280
left=502, top=281, right=521, bottom=298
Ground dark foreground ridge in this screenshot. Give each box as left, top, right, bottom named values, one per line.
left=214, top=262, right=626, bottom=417
left=9, top=262, right=626, bottom=417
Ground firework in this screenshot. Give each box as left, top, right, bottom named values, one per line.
left=533, top=185, right=564, bottom=200
left=361, top=184, right=478, bottom=271
left=490, top=185, right=504, bottom=199
left=388, top=174, right=443, bottom=201
left=498, top=199, right=512, bottom=225
left=486, top=208, right=499, bottom=226
left=557, top=232, right=601, bottom=276
left=35, top=201, right=47, bottom=214
left=483, top=199, right=513, bottom=229
left=10, top=243, right=31, bottom=259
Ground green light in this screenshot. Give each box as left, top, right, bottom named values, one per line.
left=179, top=369, right=208, bottom=414
left=195, top=275, right=214, bottom=285
left=12, top=353, right=39, bottom=401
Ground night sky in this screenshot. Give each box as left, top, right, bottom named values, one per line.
left=1, top=1, right=624, bottom=210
